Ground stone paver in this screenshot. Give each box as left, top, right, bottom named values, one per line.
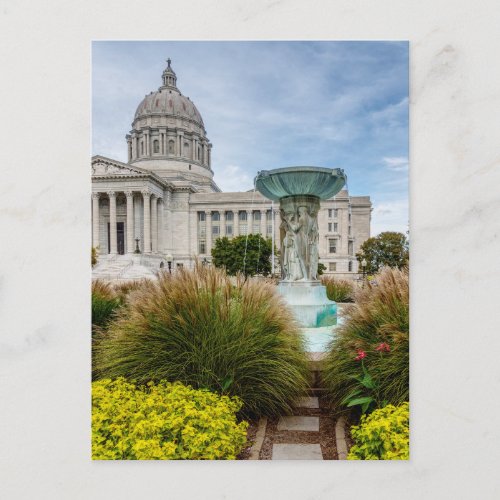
left=277, top=416, right=319, bottom=432
left=297, top=396, right=319, bottom=409
left=272, top=443, right=323, bottom=460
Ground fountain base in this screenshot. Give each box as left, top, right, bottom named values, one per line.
left=278, top=281, right=337, bottom=328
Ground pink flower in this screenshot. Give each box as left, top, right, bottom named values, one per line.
left=355, top=350, right=367, bottom=361
left=375, top=342, right=390, bottom=352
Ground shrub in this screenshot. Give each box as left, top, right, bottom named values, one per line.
left=91, top=280, right=121, bottom=331
left=94, top=265, right=309, bottom=418
left=348, top=402, right=409, bottom=460
left=323, top=267, right=409, bottom=409
left=321, top=276, right=354, bottom=303
left=92, top=378, right=248, bottom=460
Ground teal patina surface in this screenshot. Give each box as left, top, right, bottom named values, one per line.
left=254, top=166, right=346, bottom=201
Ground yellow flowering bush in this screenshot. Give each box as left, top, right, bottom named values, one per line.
left=348, top=402, right=409, bottom=460
left=92, top=378, right=248, bottom=460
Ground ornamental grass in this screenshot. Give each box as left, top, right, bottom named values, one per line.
left=94, top=264, right=309, bottom=418
left=321, top=276, right=355, bottom=303
left=323, top=267, right=409, bottom=410
left=91, top=280, right=121, bottom=332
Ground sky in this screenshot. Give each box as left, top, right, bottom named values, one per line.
left=92, top=41, right=408, bottom=236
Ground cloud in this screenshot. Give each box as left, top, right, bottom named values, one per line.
left=214, top=164, right=253, bottom=192
left=383, top=156, right=408, bottom=172
left=371, top=200, right=409, bottom=236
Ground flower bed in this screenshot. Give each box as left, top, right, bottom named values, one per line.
left=92, top=378, right=248, bottom=460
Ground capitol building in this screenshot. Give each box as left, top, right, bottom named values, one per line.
left=92, top=59, right=372, bottom=280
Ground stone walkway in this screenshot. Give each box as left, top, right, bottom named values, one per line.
left=256, top=395, right=338, bottom=460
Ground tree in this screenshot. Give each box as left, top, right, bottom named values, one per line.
left=211, top=234, right=273, bottom=277
left=356, top=231, right=409, bottom=274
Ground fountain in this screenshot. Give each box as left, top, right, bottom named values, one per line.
left=254, top=166, right=347, bottom=332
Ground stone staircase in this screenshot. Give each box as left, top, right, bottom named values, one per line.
left=92, top=255, right=157, bottom=282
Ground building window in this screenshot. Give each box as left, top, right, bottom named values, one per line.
left=266, top=210, right=272, bottom=221
left=348, top=241, right=353, bottom=255
left=239, top=211, right=247, bottom=221
left=334, top=222, right=338, bottom=232
left=253, top=211, right=261, bottom=221
left=226, top=225, right=233, bottom=236
left=348, top=261, right=353, bottom=272
left=267, top=224, right=272, bottom=235
left=212, top=226, right=220, bottom=236
left=328, top=222, right=332, bottom=232
left=212, top=211, right=220, bottom=221
left=199, top=240, right=206, bottom=254
left=348, top=213, right=352, bottom=223
left=198, top=211, right=206, bottom=222
left=225, top=211, right=234, bottom=221
left=184, top=142, right=189, bottom=156
left=141, top=142, right=144, bottom=155
left=168, top=140, right=175, bottom=154
left=153, top=139, right=159, bottom=153
left=329, top=239, right=337, bottom=253
left=198, top=146, right=201, bottom=160
left=334, top=209, right=338, bottom=218
left=348, top=226, right=352, bottom=236
left=240, top=224, right=247, bottom=235
left=328, top=209, right=332, bottom=218
left=329, top=262, right=336, bottom=271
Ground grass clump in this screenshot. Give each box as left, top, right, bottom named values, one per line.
left=321, top=276, right=355, bottom=303
left=94, top=265, right=309, bottom=418
left=91, top=280, right=121, bottom=332
left=92, top=378, right=248, bottom=460
left=323, top=267, right=409, bottom=410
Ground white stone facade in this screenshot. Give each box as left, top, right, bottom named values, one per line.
left=92, top=60, right=372, bottom=279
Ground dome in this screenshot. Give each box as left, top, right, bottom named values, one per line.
left=126, top=59, right=215, bottom=191
left=134, top=89, right=204, bottom=127
left=133, top=58, right=204, bottom=128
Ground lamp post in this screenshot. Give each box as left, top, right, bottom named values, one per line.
left=202, top=257, right=208, bottom=267
left=361, top=258, right=367, bottom=280
left=165, top=253, right=173, bottom=274
left=134, top=237, right=141, bottom=254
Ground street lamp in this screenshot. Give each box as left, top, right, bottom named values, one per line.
left=202, top=257, right=208, bottom=267
left=134, top=237, right=141, bottom=254
left=165, top=253, right=173, bottom=274
left=361, top=258, right=367, bottom=280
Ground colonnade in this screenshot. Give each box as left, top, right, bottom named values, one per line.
left=92, top=189, right=164, bottom=255
left=200, top=208, right=279, bottom=255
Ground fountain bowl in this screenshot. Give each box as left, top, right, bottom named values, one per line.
left=254, top=166, right=347, bottom=201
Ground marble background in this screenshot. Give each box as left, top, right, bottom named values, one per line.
left=1, top=1, right=499, bottom=498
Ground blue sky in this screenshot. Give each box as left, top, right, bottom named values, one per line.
left=92, top=41, right=408, bottom=236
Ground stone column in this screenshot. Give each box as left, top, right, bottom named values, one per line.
left=108, top=191, right=117, bottom=255
left=142, top=190, right=151, bottom=254
left=247, top=210, right=253, bottom=235
left=157, top=198, right=164, bottom=252
left=205, top=210, right=212, bottom=255
left=151, top=195, right=158, bottom=253
left=131, top=134, right=137, bottom=160
left=234, top=210, right=240, bottom=237
left=92, top=192, right=100, bottom=248
left=126, top=137, right=132, bottom=162
left=260, top=210, right=266, bottom=236
left=144, top=131, right=150, bottom=156
left=125, top=190, right=134, bottom=254
left=220, top=211, right=226, bottom=237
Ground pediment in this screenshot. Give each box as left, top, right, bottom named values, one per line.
left=91, top=157, right=145, bottom=177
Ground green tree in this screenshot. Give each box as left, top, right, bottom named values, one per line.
left=356, top=231, right=409, bottom=274
left=317, top=263, right=326, bottom=276
left=211, top=234, right=273, bottom=277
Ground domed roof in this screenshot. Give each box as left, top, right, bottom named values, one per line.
left=133, top=59, right=204, bottom=127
